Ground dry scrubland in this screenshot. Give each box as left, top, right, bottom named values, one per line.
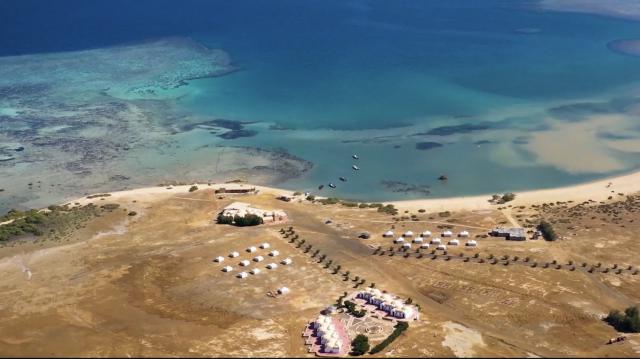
left=0, top=186, right=639, bottom=357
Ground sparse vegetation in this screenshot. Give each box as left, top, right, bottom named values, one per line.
left=189, top=185, right=198, bottom=192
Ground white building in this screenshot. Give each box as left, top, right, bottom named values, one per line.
left=465, top=240, right=478, bottom=247
left=442, top=230, right=453, bottom=237
left=394, top=237, right=405, bottom=244
left=250, top=268, right=261, bottom=275
left=356, top=288, right=417, bottom=320
left=237, top=271, right=248, bottom=279
left=269, top=250, right=280, bottom=257
left=277, top=287, right=290, bottom=295
left=239, top=260, right=250, bottom=266
left=266, top=263, right=278, bottom=269
left=402, top=243, right=411, bottom=249
left=312, top=315, right=344, bottom=354
left=436, top=244, right=447, bottom=251
left=214, top=256, right=225, bottom=263
left=260, top=242, right=270, bottom=249
left=403, top=231, right=414, bottom=237
left=421, top=230, right=432, bottom=237
left=448, top=239, right=460, bottom=246
left=253, top=255, right=264, bottom=262
left=459, top=230, right=470, bottom=237
left=281, top=258, right=293, bottom=265
left=229, top=251, right=239, bottom=258
left=430, top=237, right=442, bottom=245
left=420, top=243, right=430, bottom=249
left=383, top=230, right=394, bottom=238
left=218, top=202, right=287, bottom=223
left=247, top=246, right=257, bottom=253
left=222, top=266, right=233, bottom=272
left=413, top=237, right=424, bottom=243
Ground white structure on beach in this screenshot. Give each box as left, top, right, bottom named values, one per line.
left=218, top=202, right=287, bottom=223
left=394, top=237, right=405, bottom=244
left=421, top=243, right=430, bottom=249
left=430, top=238, right=442, bottom=245
left=269, top=250, right=280, bottom=257
left=442, top=230, right=453, bottom=237
left=402, top=243, right=411, bottom=249
left=277, top=287, right=290, bottom=295
left=448, top=239, right=460, bottom=246
left=403, top=231, right=414, bottom=237
left=465, top=240, right=478, bottom=247
left=266, top=263, right=278, bottom=269
left=214, top=256, right=225, bottom=263
left=413, top=237, right=424, bottom=243
left=281, top=258, right=293, bottom=265
left=312, top=315, right=345, bottom=354
left=356, top=288, right=418, bottom=320
left=253, top=255, right=264, bottom=262
left=229, top=251, right=239, bottom=258
left=237, top=271, right=248, bottom=279
left=421, top=230, right=432, bottom=237
left=383, top=230, right=394, bottom=238
left=239, top=260, right=250, bottom=266
left=436, top=244, right=447, bottom=251
left=260, top=242, right=270, bottom=249
left=250, top=268, right=261, bottom=275
left=247, top=246, right=257, bottom=253
left=459, top=230, right=470, bottom=237
left=222, top=266, right=233, bottom=272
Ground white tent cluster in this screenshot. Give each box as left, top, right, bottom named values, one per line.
left=312, top=315, right=344, bottom=354
left=356, top=287, right=416, bottom=320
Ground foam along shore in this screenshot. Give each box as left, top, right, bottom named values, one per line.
left=388, top=170, right=640, bottom=213
left=63, top=170, right=640, bottom=214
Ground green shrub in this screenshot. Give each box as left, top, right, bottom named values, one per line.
left=189, top=185, right=198, bottom=192
left=216, top=213, right=234, bottom=225
left=293, top=191, right=302, bottom=196
left=377, top=204, right=398, bottom=215
left=537, top=220, right=557, bottom=241
left=306, top=195, right=316, bottom=201
left=318, top=197, right=340, bottom=205
left=605, top=306, right=640, bottom=333
left=341, top=201, right=359, bottom=207
left=369, top=322, right=409, bottom=354
left=233, top=214, right=264, bottom=226
left=501, top=192, right=516, bottom=203
left=350, top=334, right=370, bottom=356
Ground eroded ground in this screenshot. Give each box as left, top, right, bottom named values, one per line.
left=0, top=188, right=639, bottom=357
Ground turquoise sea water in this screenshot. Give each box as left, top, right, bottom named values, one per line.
left=3, top=0, right=640, bottom=207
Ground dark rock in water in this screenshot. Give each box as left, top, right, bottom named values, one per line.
left=218, top=129, right=258, bottom=140
left=381, top=180, right=430, bottom=195
left=474, top=140, right=492, bottom=145
left=547, top=102, right=613, bottom=122
left=14, top=146, right=24, bottom=152
left=414, top=123, right=491, bottom=136
left=393, top=145, right=402, bottom=149
left=415, top=142, right=444, bottom=150
left=109, top=174, right=131, bottom=181
left=438, top=175, right=448, bottom=181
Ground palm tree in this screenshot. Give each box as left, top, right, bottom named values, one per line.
left=474, top=253, right=480, bottom=258
left=354, top=275, right=360, bottom=282
left=370, top=282, right=376, bottom=288
left=488, top=254, right=494, bottom=259
left=312, top=249, right=320, bottom=257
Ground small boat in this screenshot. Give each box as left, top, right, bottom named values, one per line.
left=318, top=184, right=324, bottom=190
left=329, top=183, right=336, bottom=188
left=352, top=154, right=359, bottom=160
left=352, top=165, right=360, bottom=171
left=339, top=177, right=347, bottom=182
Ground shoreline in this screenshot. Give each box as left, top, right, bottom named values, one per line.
left=60, top=170, right=640, bottom=214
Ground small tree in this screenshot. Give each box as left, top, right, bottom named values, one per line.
left=537, top=220, right=557, bottom=241
left=350, top=334, right=370, bottom=356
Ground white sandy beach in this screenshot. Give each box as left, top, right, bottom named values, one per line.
left=62, top=170, right=640, bottom=215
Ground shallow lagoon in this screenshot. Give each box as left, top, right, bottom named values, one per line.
left=3, top=0, right=640, bottom=210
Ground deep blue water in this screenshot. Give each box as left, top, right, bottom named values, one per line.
left=3, top=0, right=640, bottom=201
